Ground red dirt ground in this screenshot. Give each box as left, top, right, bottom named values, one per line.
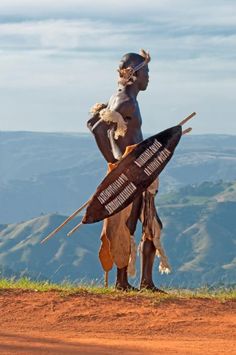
left=0, top=290, right=235, bottom=354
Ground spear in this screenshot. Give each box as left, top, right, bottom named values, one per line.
left=41, top=112, right=196, bottom=243
left=40, top=200, right=90, bottom=244
left=179, top=111, right=196, bottom=126
left=66, top=112, right=197, bottom=237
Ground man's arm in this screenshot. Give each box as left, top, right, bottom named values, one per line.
left=87, top=100, right=134, bottom=163
left=87, top=113, right=117, bottom=163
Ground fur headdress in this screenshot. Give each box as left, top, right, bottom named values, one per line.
left=118, top=49, right=151, bottom=86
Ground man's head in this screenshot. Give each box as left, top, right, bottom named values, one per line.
left=118, top=50, right=150, bottom=91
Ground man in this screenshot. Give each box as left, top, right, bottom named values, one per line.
left=87, top=50, right=170, bottom=291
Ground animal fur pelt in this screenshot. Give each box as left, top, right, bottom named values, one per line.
left=99, top=109, right=127, bottom=139
left=141, top=180, right=171, bottom=274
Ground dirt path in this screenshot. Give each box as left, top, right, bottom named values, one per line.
left=0, top=290, right=235, bottom=354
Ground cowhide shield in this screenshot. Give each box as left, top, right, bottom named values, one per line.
left=82, top=125, right=182, bottom=224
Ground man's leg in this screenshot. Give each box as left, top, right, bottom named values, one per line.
left=115, top=195, right=142, bottom=291
left=115, top=266, right=135, bottom=290
left=140, top=239, right=166, bottom=292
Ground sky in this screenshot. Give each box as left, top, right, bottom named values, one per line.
left=0, top=0, right=235, bottom=134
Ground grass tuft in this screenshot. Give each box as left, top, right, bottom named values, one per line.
left=0, top=278, right=235, bottom=301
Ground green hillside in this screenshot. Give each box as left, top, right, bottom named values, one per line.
left=1, top=132, right=236, bottom=223
left=159, top=181, right=236, bottom=206
left=0, top=181, right=235, bottom=287
left=157, top=181, right=236, bottom=287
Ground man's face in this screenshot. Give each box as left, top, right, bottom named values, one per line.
left=137, top=65, right=149, bottom=91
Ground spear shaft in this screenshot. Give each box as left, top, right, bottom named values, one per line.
left=41, top=199, right=90, bottom=244
left=178, top=112, right=196, bottom=126
left=41, top=112, right=197, bottom=243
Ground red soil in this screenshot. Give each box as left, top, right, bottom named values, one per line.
left=0, top=290, right=235, bottom=354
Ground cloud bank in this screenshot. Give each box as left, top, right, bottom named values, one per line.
left=0, top=0, right=235, bottom=134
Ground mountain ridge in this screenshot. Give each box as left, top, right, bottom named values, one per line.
left=1, top=131, right=236, bottom=223
left=0, top=181, right=235, bottom=287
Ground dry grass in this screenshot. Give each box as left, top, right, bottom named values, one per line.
left=0, top=277, right=235, bottom=301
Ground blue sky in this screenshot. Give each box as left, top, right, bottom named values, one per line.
left=0, top=0, right=235, bottom=134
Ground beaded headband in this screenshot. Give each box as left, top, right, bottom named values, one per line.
left=118, top=49, right=151, bottom=86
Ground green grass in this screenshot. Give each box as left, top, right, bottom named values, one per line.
left=158, top=181, right=236, bottom=206
left=0, top=278, right=235, bottom=301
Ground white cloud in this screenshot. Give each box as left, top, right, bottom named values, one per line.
left=0, top=20, right=144, bottom=52
left=0, top=17, right=235, bottom=60
left=0, top=0, right=171, bottom=15
left=0, top=0, right=235, bottom=134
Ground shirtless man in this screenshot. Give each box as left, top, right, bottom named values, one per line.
left=88, top=50, right=164, bottom=291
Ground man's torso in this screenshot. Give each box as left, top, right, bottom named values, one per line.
left=107, top=90, right=143, bottom=154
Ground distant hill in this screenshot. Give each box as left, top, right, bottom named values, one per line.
left=0, top=214, right=103, bottom=283
left=1, top=131, right=236, bottom=223
left=157, top=181, right=236, bottom=287
left=0, top=181, right=235, bottom=287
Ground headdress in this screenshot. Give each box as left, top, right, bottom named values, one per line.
left=118, top=49, right=151, bottom=86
